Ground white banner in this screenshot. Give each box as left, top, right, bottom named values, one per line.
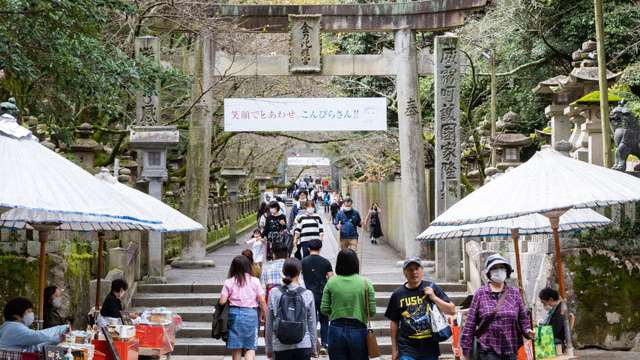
left=224, top=98, right=387, bottom=131
left=287, top=157, right=331, bottom=166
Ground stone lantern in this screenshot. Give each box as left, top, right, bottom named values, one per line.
left=255, top=175, right=272, bottom=202
left=129, top=125, right=179, bottom=283
left=221, top=167, right=247, bottom=243
left=71, top=123, right=103, bottom=169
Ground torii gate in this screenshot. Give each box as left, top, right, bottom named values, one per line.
left=173, top=0, right=486, bottom=281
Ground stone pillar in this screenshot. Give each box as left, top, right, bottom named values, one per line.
left=147, top=181, right=164, bottom=281
left=255, top=176, right=271, bottom=202
left=222, top=168, right=247, bottom=244
left=175, top=32, right=216, bottom=268
left=545, top=105, right=571, bottom=145
left=565, top=106, right=586, bottom=151
left=585, top=105, right=604, bottom=166
left=434, top=35, right=462, bottom=282
left=135, top=37, right=161, bottom=126
left=394, top=29, right=427, bottom=258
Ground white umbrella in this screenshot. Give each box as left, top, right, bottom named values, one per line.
left=95, top=169, right=203, bottom=233
left=427, top=146, right=640, bottom=355
left=418, top=208, right=610, bottom=240
left=418, top=208, right=611, bottom=302
left=0, top=116, right=165, bottom=325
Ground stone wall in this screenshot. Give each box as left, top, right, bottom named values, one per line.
left=0, top=242, right=96, bottom=328
left=348, top=173, right=432, bottom=255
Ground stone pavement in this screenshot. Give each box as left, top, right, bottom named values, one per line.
left=163, top=209, right=430, bottom=285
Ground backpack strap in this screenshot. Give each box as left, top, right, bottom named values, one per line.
left=475, top=286, right=509, bottom=338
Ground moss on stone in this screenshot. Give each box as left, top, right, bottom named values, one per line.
left=568, top=250, right=640, bottom=346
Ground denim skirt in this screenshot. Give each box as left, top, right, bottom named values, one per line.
left=227, top=307, right=259, bottom=350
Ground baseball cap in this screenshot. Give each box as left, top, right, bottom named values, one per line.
left=403, top=256, right=423, bottom=269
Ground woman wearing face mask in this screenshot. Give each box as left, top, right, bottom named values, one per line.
left=262, top=201, right=287, bottom=261
left=100, top=279, right=138, bottom=320
left=460, top=254, right=536, bottom=360
left=43, top=285, right=65, bottom=329
left=0, top=297, right=69, bottom=352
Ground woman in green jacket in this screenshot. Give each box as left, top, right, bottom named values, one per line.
left=321, top=249, right=376, bottom=360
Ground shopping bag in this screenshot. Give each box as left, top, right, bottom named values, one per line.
left=534, top=325, right=557, bottom=359
left=428, top=283, right=452, bottom=341
left=518, top=339, right=534, bottom=360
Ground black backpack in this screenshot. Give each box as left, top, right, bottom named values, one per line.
left=274, top=286, right=307, bottom=344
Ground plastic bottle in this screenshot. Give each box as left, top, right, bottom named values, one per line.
left=64, top=347, right=73, bottom=360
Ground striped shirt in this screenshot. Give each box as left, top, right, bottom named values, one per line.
left=460, top=284, right=532, bottom=356
left=295, top=213, right=323, bottom=243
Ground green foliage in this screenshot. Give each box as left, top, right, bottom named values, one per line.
left=0, top=255, right=41, bottom=321
left=0, top=0, right=190, bottom=141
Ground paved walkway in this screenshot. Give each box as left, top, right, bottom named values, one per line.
left=165, top=209, right=412, bottom=284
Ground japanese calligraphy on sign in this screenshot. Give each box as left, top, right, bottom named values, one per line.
left=135, top=36, right=160, bottom=125
left=434, top=36, right=461, bottom=215
left=289, top=15, right=322, bottom=73
left=224, top=98, right=387, bottom=131
left=44, top=346, right=64, bottom=360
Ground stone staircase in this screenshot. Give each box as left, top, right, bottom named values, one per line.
left=133, top=282, right=468, bottom=358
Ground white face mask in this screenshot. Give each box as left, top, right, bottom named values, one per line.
left=23, top=312, right=35, bottom=327
left=490, top=268, right=507, bottom=283
left=52, top=298, right=62, bottom=308
left=270, top=208, right=276, bottom=214
left=119, top=290, right=125, bottom=298
left=343, top=206, right=352, bottom=211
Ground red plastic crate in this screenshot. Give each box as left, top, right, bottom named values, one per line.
left=91, top=339, right=139, bottom=360
left=134, top=324, right=175, bottom=353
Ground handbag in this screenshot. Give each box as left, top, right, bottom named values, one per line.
left=428, top=283, right=453, bottom=341
left=364, top=278, right=381, bottom=358
left=534, top=325, right=557, bottom=359
left=469, top=286, right=509, bottom=360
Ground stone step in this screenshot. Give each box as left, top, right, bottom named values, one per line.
left=179, top=320, right=406, bottom=338
left=132, top=291, right=469, bottom=309
left=172, top=337, right=453, bottom=356
left=137, top=282, right=467, bottom=295
left=137, top=305, right=437, bottom=323
left=168, top=356, right=456, bottom=360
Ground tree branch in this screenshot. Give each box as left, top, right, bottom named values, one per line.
left=478, top=56, right=549, bottom=77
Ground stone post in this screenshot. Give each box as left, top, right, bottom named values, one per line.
left=545, top=105, right=571, bottom=145
left=585, top=105, right=604, bottom=166
left=135, top=37, right=161, bottom=126
left=222, top=168, right=247, bottom=244
left=394, top=29, right=427, bottom=258
left=434, top=35, right=462, bottom=282
left=255, top=175, right=271, bottom=202
left=174, top=32, right=216, bottom=269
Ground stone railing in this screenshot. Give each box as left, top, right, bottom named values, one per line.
left=207, top=193, right=260, bottom=231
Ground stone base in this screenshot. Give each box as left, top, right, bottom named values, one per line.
left=170, top=259, right=216, bottom=269
left=142, top=275, right=167, bottom=284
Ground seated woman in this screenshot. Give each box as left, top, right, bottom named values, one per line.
left=539, top=287, right=565, bottom=350
left=43, top=285, right=65, bottom=329
left=0, top=297, right=69, bottom=352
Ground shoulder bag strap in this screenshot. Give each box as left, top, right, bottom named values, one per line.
left=475, top=286, right=509, bottom=338
left=364, top=278, right=372, bottom=329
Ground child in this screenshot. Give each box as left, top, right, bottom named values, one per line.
left=244, top=229, right=266, bottom=267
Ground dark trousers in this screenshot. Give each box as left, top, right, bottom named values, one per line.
left=480, top=349, right=517, bottom=360
left=324, top=203, right=330, bottom=213
left=301, top=241, right=311, bottom=258
left=328, top=318, right=368, bottom=360
left=314, top=293, right=329, bottom=346
left=274, top=348, right=311, bottom=360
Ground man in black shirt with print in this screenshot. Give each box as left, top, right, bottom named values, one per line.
left=385, top=257, right=455, bottom=360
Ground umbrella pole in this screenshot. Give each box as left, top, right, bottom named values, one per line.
left=37, top=230, right=49, bottom=330
left=549, top=217, right=574, bottom=356
left=510, top=229, right=524, bottom=298
left=95, top=232, right=105, bottom=310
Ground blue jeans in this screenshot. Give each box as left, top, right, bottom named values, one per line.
left=328, top=318, right=368, bottom=360
left=301, top=242, right=311, bottom=258
left=314, top=293, right=329, bottom=346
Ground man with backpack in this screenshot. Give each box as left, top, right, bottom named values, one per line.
left=385, top=257, right=455, bottom=360
left=265, top=258, right=317, bottom=360
left=261, top=242, right=305, bottom=293
left=301, top=239, right=334, bottom=355
left=334, top=198, right=362, bottom=252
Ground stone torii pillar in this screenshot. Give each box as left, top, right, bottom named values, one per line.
left=395, top=29, right=427, bottom=258
left=255, top=175, right=272, bottom=202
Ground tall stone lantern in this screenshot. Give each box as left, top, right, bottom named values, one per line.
left=221, top=167, right=247, bottom=243
left=255, top=175, right=271, bottom=202
left=129, top=126, right=179, bottom=283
